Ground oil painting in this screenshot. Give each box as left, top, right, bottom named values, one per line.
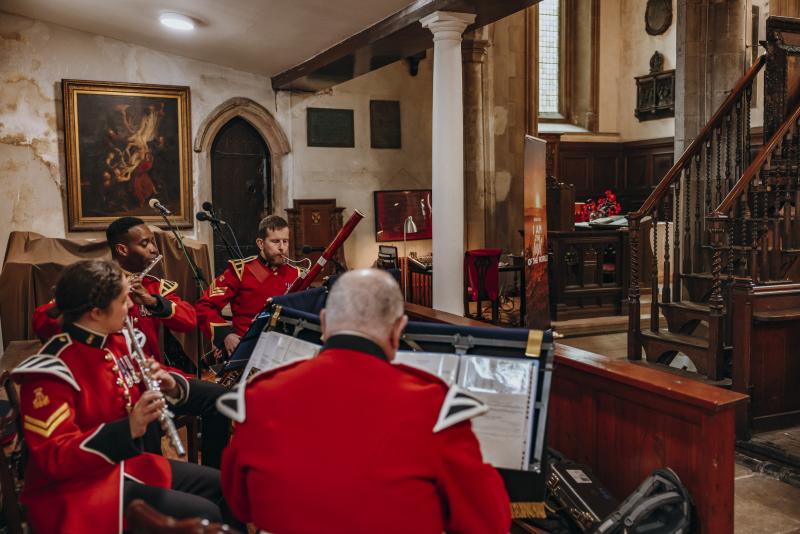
left=63, top=80, right=192, bottom=230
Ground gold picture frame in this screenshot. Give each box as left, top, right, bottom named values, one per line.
left=62, top=79, right=192, bottom=230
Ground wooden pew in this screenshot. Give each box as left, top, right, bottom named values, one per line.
left=404, top=303, right=748, bottom=533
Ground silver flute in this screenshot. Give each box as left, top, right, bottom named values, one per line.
left=139, top=254, right=163, bottom=278
left=123, top=315, right=186, bottom=457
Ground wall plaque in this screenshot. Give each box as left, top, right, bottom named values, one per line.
left=635, top=51, right=675, bottom=121
left=306, top=107, right=354, bottom=147
left=645, top=0, right=672, bottom=36
left=370, top=100, right=401, bottom=149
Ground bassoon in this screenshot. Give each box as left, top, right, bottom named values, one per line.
left=214, top=209, right=364, bottom=388
left=284, top=209, right=364, bottom=293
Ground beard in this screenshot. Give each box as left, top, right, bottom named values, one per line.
left=262, top=250, right=285, bottom=266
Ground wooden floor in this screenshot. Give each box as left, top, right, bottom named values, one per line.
left=466, top=295, right=655, bottom=340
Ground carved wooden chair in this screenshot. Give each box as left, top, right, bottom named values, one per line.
left=0, top=371, right=27, bottom=534
left=126, top=499, right=243, bottom=534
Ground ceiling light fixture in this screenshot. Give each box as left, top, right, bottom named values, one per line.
left=159, top=12, right=195, bottom=31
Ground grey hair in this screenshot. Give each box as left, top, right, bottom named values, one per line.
left=324, top=269, right=404, bottom=340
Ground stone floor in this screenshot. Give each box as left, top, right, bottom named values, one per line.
left=559, top=331, right=800, bottom=533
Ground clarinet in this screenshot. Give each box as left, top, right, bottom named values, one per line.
left=123, top=316, right=186, bottom=457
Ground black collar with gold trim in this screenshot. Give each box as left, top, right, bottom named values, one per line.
left=64, top=323, right=107, bottom=349
left=323, top=334, right=388, bottom=362
left=257, top=254, right=282, bottom=272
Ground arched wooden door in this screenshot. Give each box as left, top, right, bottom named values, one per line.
left=210, top=117, right=271, bottom=275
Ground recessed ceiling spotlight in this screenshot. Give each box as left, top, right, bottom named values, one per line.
left=159, top=12, right=195, bottom=31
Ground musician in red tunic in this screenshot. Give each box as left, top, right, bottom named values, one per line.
left=32, top=217, right=230, bottom=468
left=13, top=260, right=224, bottom=534
left=218, top=269, right=511, bottom=534
left=196, top=215, right=298, bottom=356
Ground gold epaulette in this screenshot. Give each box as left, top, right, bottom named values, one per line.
left=229, top=256, right=258, bottom=281
left=159, top=278, right=179, bottom=297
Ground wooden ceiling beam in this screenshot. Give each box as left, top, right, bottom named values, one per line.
left=271, top=0, right=538, bottom=92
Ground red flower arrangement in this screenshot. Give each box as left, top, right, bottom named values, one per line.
left=575, top=189, right=622, bottom=222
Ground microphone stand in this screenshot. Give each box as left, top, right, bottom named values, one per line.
left=157, top=210, right=208, bottom=376
left=209, top=219, right=242, bottom=261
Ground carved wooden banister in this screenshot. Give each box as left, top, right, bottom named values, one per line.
left=632, top=55, right=766, bottom=219
left=631, top=54, right=765, bottom=220
left=627, top=54, right=765, bottom=369
left=707, top=102, right=800, bottom=292
left=714, top=104, right=800, bottom=216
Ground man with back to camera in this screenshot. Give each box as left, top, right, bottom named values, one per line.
left=32, top=216, right=230, bottom=468
left=217, top=268, right=511, bottom=533
left=196, top=214, right=298, bottom=357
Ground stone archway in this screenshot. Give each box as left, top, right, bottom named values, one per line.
left=194, top=97, right=291, bottom=257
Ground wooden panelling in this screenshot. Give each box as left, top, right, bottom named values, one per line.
left=623, top=138, right=676, bottom=210
left=558, top=130, right=766, bottom=213
left=548, top=229, right=628, bottom=320
left=558, top=137, right=673, bottom=212
left=731, top=281, right=800, bottom=436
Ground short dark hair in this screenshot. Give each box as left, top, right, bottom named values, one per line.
left=258, top=215, right=289, bottom=239
left=106, top=216, right=146, bottom=252
left=55, top=260, right=125, bottom=324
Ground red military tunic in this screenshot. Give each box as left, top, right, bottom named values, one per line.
left=218, top=334, right=511, bottom=534
left=196, top=256, right=298, bottom=348
left=11, top=323, right=189, bottom=534
left=32, top=274, right=196, bottom=364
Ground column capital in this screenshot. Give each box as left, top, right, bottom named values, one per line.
left=462, top=39, right=491, bottom=63
left=420, top=11, right=476, bottom=42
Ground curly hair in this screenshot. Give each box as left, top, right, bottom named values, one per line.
left=54, top=260, right=125, bottom=324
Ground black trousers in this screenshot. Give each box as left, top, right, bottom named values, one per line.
left=144, top=378, right=230, bottom=468
left=123, top=459, right=222, bottom=522
left=173, top=378, right=230, bottom=468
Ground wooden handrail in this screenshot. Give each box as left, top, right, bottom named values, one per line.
left=631, top=54, right=766, bottom=219
left=713, top=101, right=800, bottom=215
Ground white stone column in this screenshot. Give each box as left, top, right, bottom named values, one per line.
left=421, top=11, right=475, bottom=315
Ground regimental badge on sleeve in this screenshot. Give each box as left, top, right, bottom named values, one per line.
left=32, top=387, right=50, bottom=409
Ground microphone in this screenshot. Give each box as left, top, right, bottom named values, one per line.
left=302, top=245, right=326, bottom=254
left=196, top=211, right=225, bottom=225
left=201, top=201, right=214, bottom=212
left=148, top=198, right=171, bottom=215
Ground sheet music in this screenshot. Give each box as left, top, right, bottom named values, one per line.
left=457, top=355, right=538, bottom=470
left=393, top=351, right=460, bottom=384
left=240, top=331, right=320, bottom=383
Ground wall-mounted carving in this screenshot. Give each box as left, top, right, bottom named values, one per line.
left=645, top=0, right=672, bottom=36
left=635, top=51, right=675, bottom=121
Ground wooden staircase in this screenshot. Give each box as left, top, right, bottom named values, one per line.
left=628, top=16, right=800, bottom=381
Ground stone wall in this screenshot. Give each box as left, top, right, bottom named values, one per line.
left=275, top=59, right=434, bottom=269
left=485, top=11, right=528, bottom=254
left=0, top=11, right=434, bottom=273
left=0, top=12, right=275, bottom=264
left=563, top=0, right=678, bottom=143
